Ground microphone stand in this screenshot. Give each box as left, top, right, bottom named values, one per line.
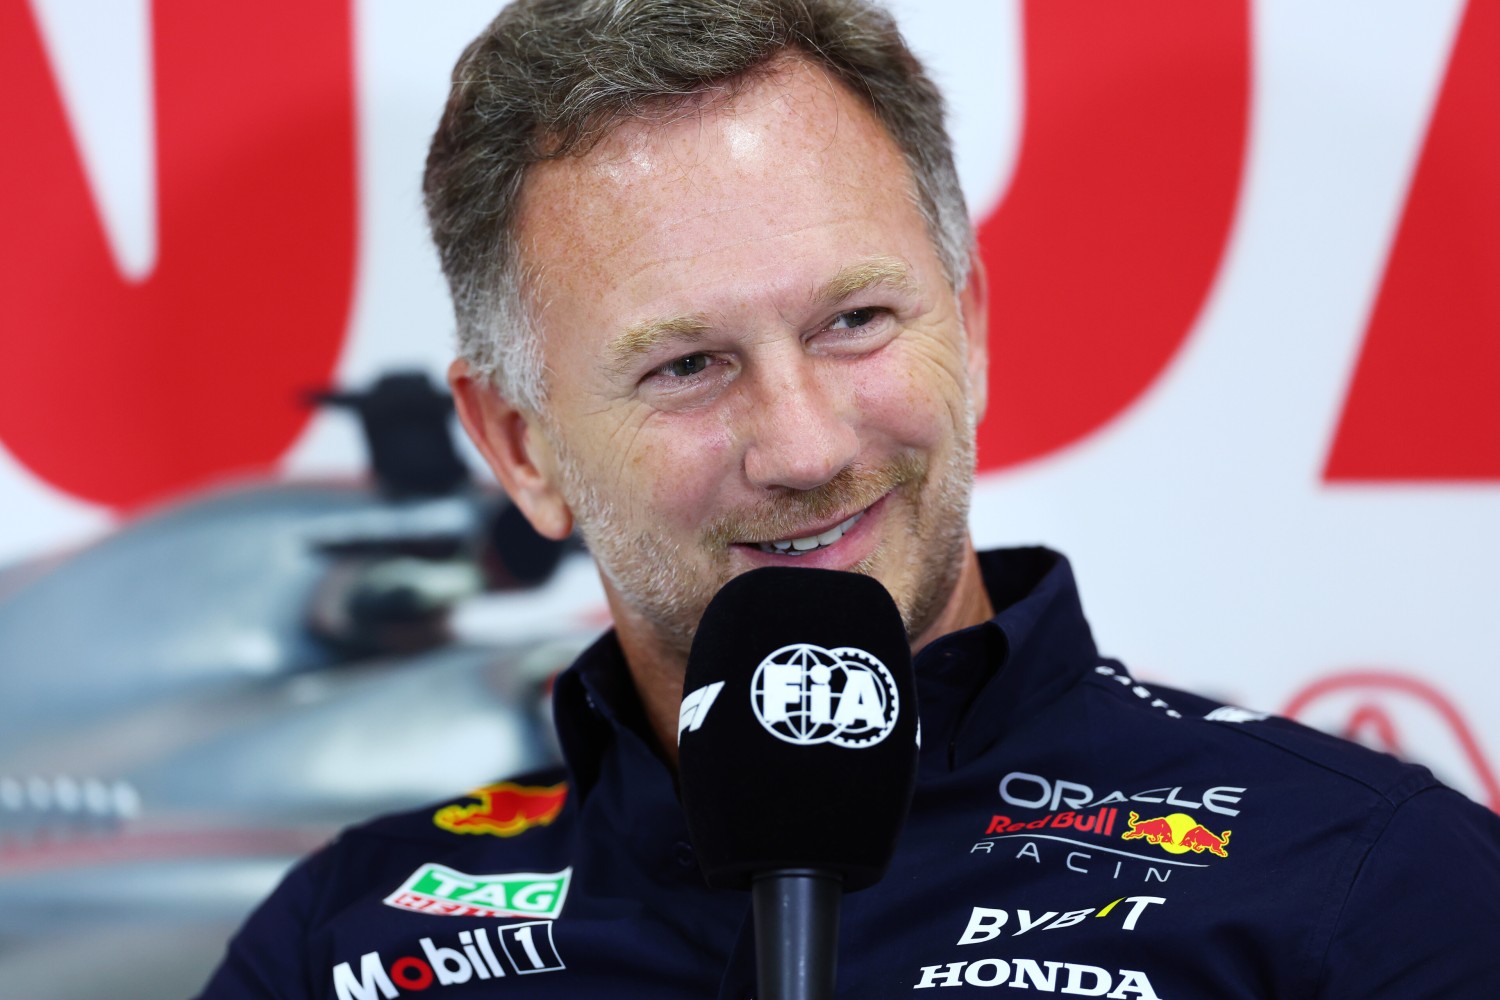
left=752, top=869, right=841, bottom=1000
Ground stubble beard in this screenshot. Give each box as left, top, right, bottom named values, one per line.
left=551, top=402, right=978, bottom=659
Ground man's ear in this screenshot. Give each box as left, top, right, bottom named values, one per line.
left=959, top=248, right=990, bottom=423
left=449, top=359, right=574, bottom=541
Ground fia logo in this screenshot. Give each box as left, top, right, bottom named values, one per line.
left=751, top=643, right=898, bottom=748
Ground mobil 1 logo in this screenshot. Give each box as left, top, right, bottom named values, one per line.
left=333, top=922, right=564, bottom=999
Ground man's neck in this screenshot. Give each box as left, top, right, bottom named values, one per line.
left=605, top=543, right=994, bottom=769
left=908, top=543, right=994, bottom=657
left=611, top=614, right=694, bottom=768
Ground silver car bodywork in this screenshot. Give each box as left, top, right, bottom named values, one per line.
left=0, top=430, right=591, bottom=997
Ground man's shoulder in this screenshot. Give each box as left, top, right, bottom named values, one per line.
left=347, top=763, right=574, bottom=847
left=1081, top=662, right=1444, bottom=809
left=300, top=763, right=578, bottom=908
left=196, top=765, right=580, bottom=997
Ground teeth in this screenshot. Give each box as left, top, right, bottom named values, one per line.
left=756, top=511, right=864, bottom=555
left=816, top=524, right=844, bottom=546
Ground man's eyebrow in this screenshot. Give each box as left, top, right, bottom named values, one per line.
left=604, top=257, right=915, bottom=376
left=606, top=314, right=713, bottom=374
left=813, top=256, right=917, bottom=305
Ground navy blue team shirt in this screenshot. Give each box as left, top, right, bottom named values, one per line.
left=199, top=547, right=1500, bottom=998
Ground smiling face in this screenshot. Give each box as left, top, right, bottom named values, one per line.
left=457, top=58, right=989, bottom=675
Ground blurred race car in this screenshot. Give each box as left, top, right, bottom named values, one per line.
left=0, top=373, right=602, bottom=998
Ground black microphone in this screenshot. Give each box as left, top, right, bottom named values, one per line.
left=677, top=567, right=918, bottom=1000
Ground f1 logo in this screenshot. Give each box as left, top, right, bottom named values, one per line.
left=677, top=681, right=724, bottom=743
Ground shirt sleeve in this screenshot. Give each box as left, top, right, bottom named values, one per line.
left=1319, top=786, right=1500, bottom=997
left=193, top=850, right=329, bottom=999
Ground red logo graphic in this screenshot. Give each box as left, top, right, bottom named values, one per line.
left=1177, top=824, right=1231, bottom=858
left=1324, top=0, right=1500, bottom=479
left=1119, top=813, right=1173, bottom=846
left=974, top=0, right=1249, bottom=471
left=434, top=782, right=568, bottom=838
left=1121, top=811, right=1230, bottom=858
left=0, top=0, right=357, bottom=509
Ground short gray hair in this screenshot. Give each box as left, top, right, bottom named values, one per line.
left=424, top=0, right=971, bottom=412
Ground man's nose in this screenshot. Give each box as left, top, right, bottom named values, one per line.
left=741, top=359, right=859, bottom=492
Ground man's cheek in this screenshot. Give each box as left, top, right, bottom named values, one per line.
left=640, top=431, right=734, bottom=510
left=852, top=365, right=961, bottom=449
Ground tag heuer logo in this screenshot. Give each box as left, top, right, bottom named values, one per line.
left=384, top=864, right=571, bottom=920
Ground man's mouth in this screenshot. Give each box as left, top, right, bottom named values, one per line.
left=752, top=510, right=865, bottom=556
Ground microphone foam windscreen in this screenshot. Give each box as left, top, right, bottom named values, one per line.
left=677, top=567, right=918, bottom=891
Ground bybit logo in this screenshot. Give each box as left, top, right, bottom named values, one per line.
left=751, top=643, right=898, bottom=747
left=912, top=902, right=1167, bottom=996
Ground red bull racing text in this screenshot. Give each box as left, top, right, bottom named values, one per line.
left=985, top=807, right=1120, bottom=838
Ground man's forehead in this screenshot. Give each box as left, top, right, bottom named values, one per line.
left=509, top=55, right=937, bottom=375
left=515, top=58, right=902, bottom=236
left=581, top=57, right=854, bottom=177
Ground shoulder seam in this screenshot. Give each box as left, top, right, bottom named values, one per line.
left=1085, top=673, right=1438, bottom=806
left=1190, top=720, right=1438, bottom=807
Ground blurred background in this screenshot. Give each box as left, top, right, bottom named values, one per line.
left=2, top=0, right=1497, bottom=995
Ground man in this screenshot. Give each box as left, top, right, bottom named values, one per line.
left=201, top=1, right=1500, bottom=996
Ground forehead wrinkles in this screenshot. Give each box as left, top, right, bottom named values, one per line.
left=512, top=58, right=936, bottom=407
left=515, top=58, right=908, bottom=265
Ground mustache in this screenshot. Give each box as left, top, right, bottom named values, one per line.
left=702, top=454, right=927, bottom=546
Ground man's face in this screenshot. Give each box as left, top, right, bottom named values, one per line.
left=508, top=60, right=987, bottom=656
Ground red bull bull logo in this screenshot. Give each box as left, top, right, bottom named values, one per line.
left=434, top=782, right=567, bottom=837
left=1121, top=810, right=1231, bottom=858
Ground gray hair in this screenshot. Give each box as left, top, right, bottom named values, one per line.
left=424, top=0, right=971, bottom=412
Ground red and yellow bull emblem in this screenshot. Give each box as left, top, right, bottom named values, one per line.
left=1121, top=810, right=1231, bottom=858
left=434, top=782, right=568, bottom=837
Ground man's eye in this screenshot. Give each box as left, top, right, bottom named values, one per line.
left=661, top=353, right=711, bottom=378
left=830, top=307, right=880, bottom=330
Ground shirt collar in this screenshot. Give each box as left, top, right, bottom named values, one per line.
left=914, top=547, right=1099, bottom=772
left=553, top=546, right=1100, bottom=799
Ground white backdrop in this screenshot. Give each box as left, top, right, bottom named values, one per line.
left=4, top=0, right=1496, bottom=810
